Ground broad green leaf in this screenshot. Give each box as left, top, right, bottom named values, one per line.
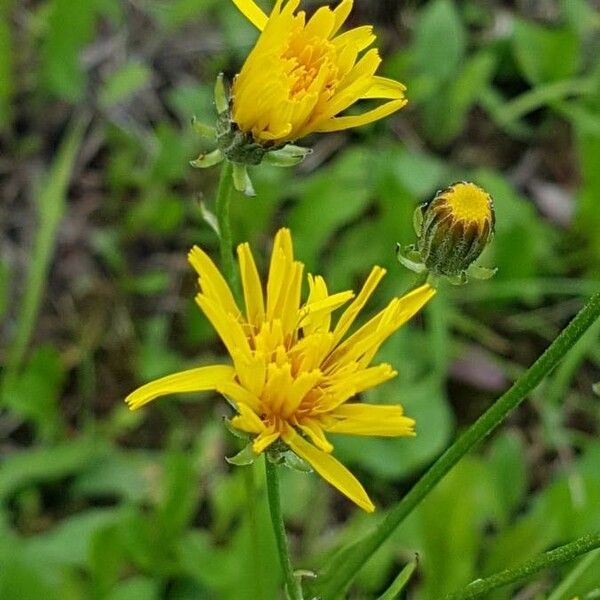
left=22, top=508, right=121, bottom=569
left=513, top=19, right=580, bottom=84
left=472, top=169, right=550, bottom=281
left=413, top=0, right=466, bottom=84
left=106, top=577, right=160, bottom=600
left=40, top=0, right=97, bottom=101
left=0, top=437, right=106, bottom=501
left=487, top=430, right=527, bottom=523
left=100, top=61, right=152, bottom=109
left=289, top=148, right=373, bottom=270
left=2, top=345, right=65, bottom=439
left=423, top=51, right=496, bottom=145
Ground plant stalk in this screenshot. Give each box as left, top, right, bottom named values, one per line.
left=214, top=160, right=262, bottom=597
left=265, top=457, right=303, bottom=600
left=215, top=160, right=237, bottom=292
left=443, top=533, right=600, bottom=600
left=308, top=292, right=600, bottom=599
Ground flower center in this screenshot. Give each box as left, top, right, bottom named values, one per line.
left=282, top=33, right=339, bottom=100
left=442, top=182, right=493, bottom=227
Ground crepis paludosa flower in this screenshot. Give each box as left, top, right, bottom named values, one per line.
left=192, top=0, right=408, bottom=194
left=126, top=229, right=435, bottom=512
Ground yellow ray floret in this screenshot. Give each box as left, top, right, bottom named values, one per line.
left=229, top=0, right=408, bottom=144
left=125, top=229, right=435, bottom=512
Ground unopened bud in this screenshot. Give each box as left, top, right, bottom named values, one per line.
left=398, top=182, right=496, bottom=284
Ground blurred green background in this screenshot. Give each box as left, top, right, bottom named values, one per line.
left=1, top=0, right=600, bottom=598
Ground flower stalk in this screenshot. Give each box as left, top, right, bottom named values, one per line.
left=307, top=291, right=600, bottom=599
left=265, top=456, right=304, bottom=600
left=215, top=160, right=238, bottom=292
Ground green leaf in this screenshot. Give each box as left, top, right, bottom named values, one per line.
left=2, top=345, right=65, bottom=439
left=423, top=51, right=496, bottom=145
left=225, top=443, right=257, bottom=466
left=413, top=0, right=466, bottom=84
left=513, top=19, right=580, bottom=84
left=0, top=437, right=106, bottom=501
left=106, top=577, right=160, bottom=600
left=22, top=508, right=121, bottom=569
left=487, top=431, right=527, bottom=523
left=99, top=61, right=152, bottom=109
left=289, top=148, right=373, bottom=270
left=40, top=0, right=98, bottom=101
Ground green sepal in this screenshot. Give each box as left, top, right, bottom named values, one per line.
left=467, top=264, right=497, bottom=280
left=263, top=144, right=312, bottom=167
left=214, top=73, right=229, bottom=115
left=190, top=148, right=223, bottom=169
left=232, top=162, right=256, bottom=197
left=593, top=382, right=599, bottom=396
left=225, top=443, right=258, bottom=466
left=396, top=243, right=427, bottom=274
left=413, top=204, right=425, bottom=236
left=191, top=116, right=215, bottom=138
left=198, top=200, right=219, bottom=235
left=445, top=272, right=468, bottom=286
left=222, top=417, right=249, bottom=440
left=281, top=450, right=312, bottom=473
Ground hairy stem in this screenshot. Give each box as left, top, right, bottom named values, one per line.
left=265, top=457, right=303, bottom=600
left=443, top=533, right=600, bottom=599
left=215, top=160, right=237, bottom=292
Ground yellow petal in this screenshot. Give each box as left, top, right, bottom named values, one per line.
left=232, top=402, right=265, bottom=434
left=283, top=428, right=375, bottom=512
left=195, top=294, right=252, bottom=362
left=188, top=246, right=241, bottom=319
left=331, top=0, right=353, bottom=37
left=361, top=76, right=407, bottom=100
left=317, top=98, right=407, bottom=133
left=319, top=364, right=397, bottom=410
left=218, top=381, right=263, bottom=413
left=125, top=365, right=235, bottom=410
left=304, top=6, right=335, bottom=39
left=333, top=266, right=386, bottom=344
left=298, top=418, right=334, bottom=453
left=237, top=242, right=265, bottom=327
left=231, top=0, right=268, bottom=30
left=391, top=283, right=437, bottom=330
left=253, top=426, right=280, bottom=453
left=324, top=403, right=415, bottom=436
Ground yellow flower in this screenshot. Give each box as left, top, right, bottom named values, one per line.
left=230, top=0, right=407, bottom=144
left=126, top=229, right=435, bottom=512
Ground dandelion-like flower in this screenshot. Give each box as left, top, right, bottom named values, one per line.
left=126, top=229, right=435, bottom=511
left=231, top=0, right=407, bottom=144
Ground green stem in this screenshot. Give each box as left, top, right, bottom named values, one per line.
left=215, top=160, right=237, bottom=292
left=308, top=292, right=600, bottom=599
left=3, top=114, right=87, bottom=387
left=265, top=457, right=303, bottom=600
left=443, top=533, right=600, bottom=600
left=213, top=160, right=262, bottom=597
left=496, top=76, right=596, bottom=126
left=546, top=547, right=600, bottom=600
left=376, top=559, right=418, bottom=600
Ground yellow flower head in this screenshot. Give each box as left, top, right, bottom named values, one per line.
left=230, top=0, right=407, bottom=144
left=126, top=229, right=435, bottom=512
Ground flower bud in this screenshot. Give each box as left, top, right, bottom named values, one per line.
left=398, top=182, right=496, bottom=284
left=418, top=182, right=495, bottom=280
